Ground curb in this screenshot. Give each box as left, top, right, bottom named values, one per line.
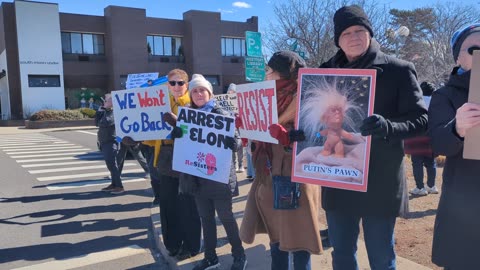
left=24, top=119, right=95, bottom=129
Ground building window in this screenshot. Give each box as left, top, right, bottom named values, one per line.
left=221, top=37, right=246, bottom=56
left=204, top=75, right=219, bottom=87
left=61, top=32, right=105, bottom=55
left=28, top=75, right=61, bottom=87
left=147, top=35, right=182, bottom=56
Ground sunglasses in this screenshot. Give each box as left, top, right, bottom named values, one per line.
left=467, top=46, right=480, bottom=55
left=168, top=81, right=186, bottom=86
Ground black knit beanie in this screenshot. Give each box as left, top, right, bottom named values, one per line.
left=334, top=5, right=374, bottom=47
left=267, top=51, right=306, bottom=80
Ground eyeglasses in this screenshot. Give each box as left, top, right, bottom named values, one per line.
left=168, top=81, right=186, bottom=86
left=467, top=46, right=480, bottom=55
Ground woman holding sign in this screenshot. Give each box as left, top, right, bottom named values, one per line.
left=140, top=69, right=201, bottom=260
left=428, top=23, right=480, bottom=269
left=240, top=51, right=322, bottom=270
left=171, top=74, right=247, bottom=270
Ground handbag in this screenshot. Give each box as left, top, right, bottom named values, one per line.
left=272, top=175, right=301, bottom=210
left=157, top=144, right=180, bottom=178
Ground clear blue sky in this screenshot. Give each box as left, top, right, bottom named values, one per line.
left=5, top=0, right=480, bottom=32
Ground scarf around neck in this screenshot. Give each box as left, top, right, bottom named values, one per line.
left=195, top=98, right=216, bottom=112
left=253, top=78, right=298, bottom=177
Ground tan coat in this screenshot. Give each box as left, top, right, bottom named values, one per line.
left=239, top=98, right=322, bottom=254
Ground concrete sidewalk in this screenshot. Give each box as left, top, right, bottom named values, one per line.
left=150, top=173, right=432, bottom=270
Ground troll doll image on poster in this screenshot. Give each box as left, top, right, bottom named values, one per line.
left=292, top=68, right=376, bottom=192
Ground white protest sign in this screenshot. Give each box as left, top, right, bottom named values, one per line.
left=173, top=107, right=235, bottom=183
left=214, top=94, right=238, bottom=115
left=112, top=85, right=172, bottom=141
left=126, top=72, right=159, bottom=89
left=236, top=80, right=278, bottom=143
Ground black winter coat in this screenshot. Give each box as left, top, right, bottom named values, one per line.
left=429, top=68, right=480, bottom=269
left=320, top=40, right=428, bottom=216
left=95, top=108, right=116, bottom=144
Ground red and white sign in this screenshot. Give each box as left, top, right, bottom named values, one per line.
left=236, top=80, right=278, bottom=143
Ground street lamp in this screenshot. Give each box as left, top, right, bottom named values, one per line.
left=388, top=26, right=410, bottom=57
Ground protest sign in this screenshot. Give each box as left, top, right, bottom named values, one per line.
left=292, top=68, right=376, bottom=192
left=464, top=50, right=480, bottom=160
left=173, top=107, right=235, bottom=183
left=214, top=94, right=238, bottom=115
left=235, top=80, right=278, bottom=143
left=112, top=85, right=172, bottom=141
left=126, top=72, right=159, bottom=89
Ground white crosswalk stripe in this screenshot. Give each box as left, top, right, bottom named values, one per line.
left=1, top=144, right=77, bottom=150
left=0, top=133, right=147, bottom=190
left=7, top=147, right=89, bottom=155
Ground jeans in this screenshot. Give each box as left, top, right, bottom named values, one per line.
left=246, top=151, right=255, bottom=178
left=270, top=243, right=311, bottom=270
left=411, top=155, right=436, bottom=189
left=232, top=145, right=244, bottom=170
left=100, top=141, right=123, bottom=188
left=195, top=195, right=244, bottom=259
left=117, top=143, right=149, bottom=174
left=326, top=210, right=396, bottom=270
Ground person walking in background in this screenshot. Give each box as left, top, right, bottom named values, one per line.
left=227, top=83, right=246, bottom=173
left=319, top=5, right=427, bottom=269
left=245, top=139, right=255, bottom=181
left=240, top=51, right=322, bottom=270
left=428, top=23, right=480, bottom=270
left=96, top=93, right=125, bottom=195
left=405, top=81, right=438, bottom=196
left=170, top=74, right=247, bottom=270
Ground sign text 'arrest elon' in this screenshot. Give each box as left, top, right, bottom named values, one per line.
left=236, top=87, right=275, bottom=131
left=177, top=108, right=235, bottom=149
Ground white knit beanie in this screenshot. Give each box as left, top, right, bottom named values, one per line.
left=188, top=74, right=213, bottom=97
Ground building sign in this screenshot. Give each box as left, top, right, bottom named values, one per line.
left=245, top=56, right=265, bottom=82
left=245, top=31, right=262, bottom=57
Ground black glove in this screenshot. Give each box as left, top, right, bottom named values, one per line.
left=359, top=114, right=389, bottom=138
left=171, top=126, right=184, bottom=139
left=162, top=112, right=177, bottom=127
left=224, top=136, right=237, bottom=150
left=289, top=129, right=306, bottom=142
left=122, top=136, right=138, bottom=146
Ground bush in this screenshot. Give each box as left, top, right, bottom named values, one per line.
left=79, top=108, right=97, bottom=118
left=29, top=109, right=88, bottom=121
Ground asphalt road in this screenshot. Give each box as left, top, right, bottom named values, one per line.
left=0, top=128, right=169, bottom=270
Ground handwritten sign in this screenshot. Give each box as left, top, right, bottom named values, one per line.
left=173, top=107, right=235, bottom=183
left=112, top=85, right=172, bottom=141
left=236, top=80, right=278, bottom=143
left=214, top=94, right=238, bottom=115
left=126, top=73, right=159, bottom=89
